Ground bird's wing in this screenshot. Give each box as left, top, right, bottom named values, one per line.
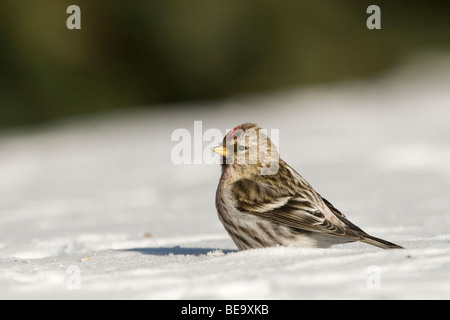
left=319, top=196, right=366, bottom=233
left=232, top=178, right=364, bottom=241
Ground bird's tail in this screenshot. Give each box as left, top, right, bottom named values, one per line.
left=361, top=233, right=403, bottom=249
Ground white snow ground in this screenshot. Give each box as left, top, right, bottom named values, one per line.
left=0, top=54, right=450, bottom=299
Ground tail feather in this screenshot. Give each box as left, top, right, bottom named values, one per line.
left=361, top=233, right=403, bottom=249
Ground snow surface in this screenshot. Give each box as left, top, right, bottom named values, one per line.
left=0, top=54, right=450, bottom=299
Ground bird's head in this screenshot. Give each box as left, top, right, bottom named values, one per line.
left=212, top=123, right=280, bottom=178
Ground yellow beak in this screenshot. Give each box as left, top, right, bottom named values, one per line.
left=212, top=145, right=228, bottom=157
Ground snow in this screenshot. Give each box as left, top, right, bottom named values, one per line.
left=1, top=54, right=450, bottom=299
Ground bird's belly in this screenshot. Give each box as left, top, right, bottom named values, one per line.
left=216, top=191, right=321, bottom=249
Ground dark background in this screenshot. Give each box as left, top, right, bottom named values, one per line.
left=0, top=0, right=448, bottom=128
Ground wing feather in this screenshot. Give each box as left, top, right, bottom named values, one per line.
left=232, top=178, right=364, bottom=241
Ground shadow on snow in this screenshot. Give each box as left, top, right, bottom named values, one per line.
left=120, top=246, right=237, bottom=256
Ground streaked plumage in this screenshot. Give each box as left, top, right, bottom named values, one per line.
left=214, top=123, right=403, bottom=250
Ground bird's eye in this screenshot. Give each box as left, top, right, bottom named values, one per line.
left=238, top=145, right=245, bottom=151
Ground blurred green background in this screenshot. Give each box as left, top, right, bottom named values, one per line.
left=0, top=0, right=448, bottom=128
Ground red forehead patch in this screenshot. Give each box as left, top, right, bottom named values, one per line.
left=226, top=125, right=243, bottom=139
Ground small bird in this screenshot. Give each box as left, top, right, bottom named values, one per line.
left=213, top=123, right=403, bottom=250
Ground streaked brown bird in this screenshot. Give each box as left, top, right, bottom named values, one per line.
left=213, top=123, right=403, bottom=250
